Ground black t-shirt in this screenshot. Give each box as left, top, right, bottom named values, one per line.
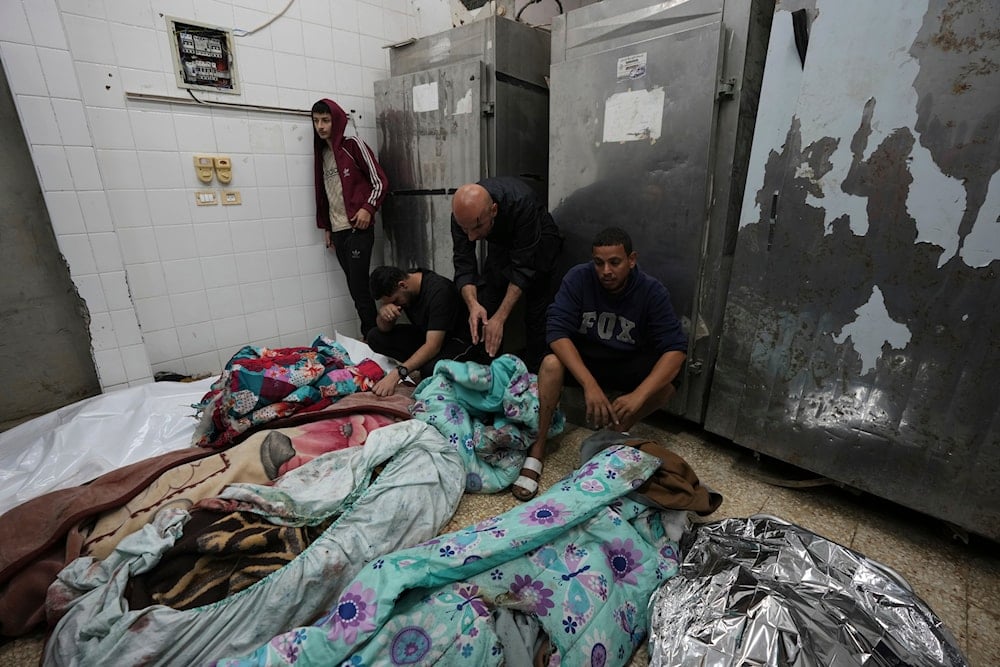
left=406, top=269, right=468, bottom=342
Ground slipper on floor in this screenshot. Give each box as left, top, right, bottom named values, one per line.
left=512, top=456, right=543, bottom=502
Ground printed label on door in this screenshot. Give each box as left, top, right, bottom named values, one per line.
left=617, top=53, right=647, bottom=80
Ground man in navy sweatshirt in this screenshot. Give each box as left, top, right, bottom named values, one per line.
left=511, top=227, right=688, bottom=501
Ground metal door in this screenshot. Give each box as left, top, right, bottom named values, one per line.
left=548, top=1, right=725, bottom=411
left=375, top=59, right=485, bottom=277
left=705, top=0, right=1000, bottom=539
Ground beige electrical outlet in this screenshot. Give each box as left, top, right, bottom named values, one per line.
left=193, top=155, right=215, bottom=183
left=214, top=156, right=232, bottom=184
left=221, top=190, right=241, bottom=205
left=195, top=190, right=218, bottom=205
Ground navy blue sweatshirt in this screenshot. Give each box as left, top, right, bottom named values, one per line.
left=546, top=263, right=688, bottom=357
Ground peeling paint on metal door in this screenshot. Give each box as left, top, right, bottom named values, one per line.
left=707, top=0, right=1000, bottom=539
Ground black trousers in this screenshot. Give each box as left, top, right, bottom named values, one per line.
left=332, top=227, right=377, bottom=335
left=365, top=324, right=482, bottom=376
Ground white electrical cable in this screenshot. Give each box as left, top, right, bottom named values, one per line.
left=232, top=0, right=296, bottom=37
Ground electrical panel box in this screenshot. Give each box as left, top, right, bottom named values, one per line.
left=166, top=16, right=239, bottom=95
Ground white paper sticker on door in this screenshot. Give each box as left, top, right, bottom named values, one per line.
left=602, top=87, right=664, bottom=143
left=412, top=82, right=439, bottom=112
left=617, top=53, right=647, bottom=80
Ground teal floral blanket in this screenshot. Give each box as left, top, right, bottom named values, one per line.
left=410, top=354, right=566, bottom=493
left=215, top=444, right=683, bottom=667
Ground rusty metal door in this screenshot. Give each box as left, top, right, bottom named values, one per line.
left=705, top=0, right=1000, bottom=539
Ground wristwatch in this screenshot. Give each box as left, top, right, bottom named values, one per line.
left=396, top=365, right=409, bottom=381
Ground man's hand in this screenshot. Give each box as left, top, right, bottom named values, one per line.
left=372, top=370, right=399, bottom=397
left=468, top=302, right=488, bottom=345
left=325, top=229, right=333, bottom=249
left=583, top=384, right=617, bottom=429
left=482, top=315, right=505, bottom=358
left=378, top=303, right=402, bottom=326
left=611, top=391, right=645, bottom=430
left=351, top=208, right=372, bottom=230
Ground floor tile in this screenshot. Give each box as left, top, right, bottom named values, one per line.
left=967, top=544, right=1000, bottom=614
left=852, top=508, right=970, bottom=604
left=967, top=602, right=1000, bottom=667
left=697, top=465, right=770, bottom=519
left=757, top=484, right=861, bottom=546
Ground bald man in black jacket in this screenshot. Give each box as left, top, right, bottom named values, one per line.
left=451, top=177, right=563, bottom=372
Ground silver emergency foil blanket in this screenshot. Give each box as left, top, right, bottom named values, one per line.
left=647, top=515, right=967, bottom=667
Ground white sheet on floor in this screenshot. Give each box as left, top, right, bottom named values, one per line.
left=0, top=333, right=392, bottom=517
left=335, top=329, right=397, bottom=369
left=0, top=379, right=213, bottom=516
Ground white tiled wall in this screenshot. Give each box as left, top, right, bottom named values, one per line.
left=0, top=0, right=436, bottom=393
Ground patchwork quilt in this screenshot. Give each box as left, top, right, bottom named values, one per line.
left=193, top=335, right=385, bottom=448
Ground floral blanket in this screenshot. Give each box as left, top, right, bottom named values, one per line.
left=215, top=444, right=685, bottom=667
left=193, top=335, right=385, bottom=448
left=410, top=354, right=565, bottom=493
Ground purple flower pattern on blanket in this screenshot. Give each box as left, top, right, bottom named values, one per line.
left=603, top=538, right=645, bottom=585
left=324, top=582, right=378, bottom=645
left=521, top=500, right=569, bottom=527
left=214, top=445, right=681, bottom=667
left=509, top=575, right=556, bottom=616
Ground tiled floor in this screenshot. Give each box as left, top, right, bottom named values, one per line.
left=2, top=413, right=997, bottom=666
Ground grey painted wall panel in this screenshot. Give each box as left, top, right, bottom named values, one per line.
left=376, top=18, right=551, bottom=279
left=0, top=64, right=99, bottom=429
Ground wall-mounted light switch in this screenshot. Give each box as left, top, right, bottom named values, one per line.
left=195, top=190, right=218, bottom=205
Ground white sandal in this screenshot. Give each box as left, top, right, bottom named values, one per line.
left=512, top=456, right=543, bottom=501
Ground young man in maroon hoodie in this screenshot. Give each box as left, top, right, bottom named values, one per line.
left=312, top=98, right=388, bottom=337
